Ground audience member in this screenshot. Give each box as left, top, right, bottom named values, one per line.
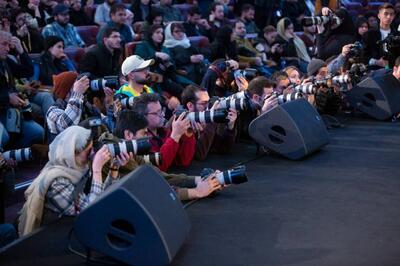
left=140, top=9, right=163, bottom=37
left=157, top=0, right=183, bottom=23
left=277, top=17, right=311, bottom=73
left=364, top=11, right=379, bottom=31
left=208, top=3, right=231, bottom=40
left=183, top=6, right=212, bottom=40
left=0, top=30, right=44, bottom=149
left=42, top=4, right=85, bottom=48
left=215, top=0, right=235, bottom=19
left=79, top=27, right=121, bottom=78
left=130, top=0, right=152, bottom=23
left=209, top=25, right=238, bottom=62
left=282, top=0, right=310, bottom=32
left=164, top=22, right=207, bottom=84
left=97, top=3, right=134, bottom=46
left=94, top=0, right=116, bottom=26
left=11, top=8, right=44, bottom=54
left=27, top=0, right=49, bottom=28
left=254, top=25, right=284, bottom=70
left=33, top=36, right=75, bottom=86
left=69, top=0, right=93, bottom=26
left=239, top=4, right=259, bottom=35
left=363, top=3, right=397, bottom=68
left=355, top=17, right=369, bottom=42
left=254, top=0, right=280, bottom=30
left=300, top=24, right=317, bottom=57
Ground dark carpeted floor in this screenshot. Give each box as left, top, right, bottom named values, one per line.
left=1, top=117, right=400, bottom=266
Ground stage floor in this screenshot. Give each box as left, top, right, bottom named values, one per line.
left=2, top=117, right=400, bottom=266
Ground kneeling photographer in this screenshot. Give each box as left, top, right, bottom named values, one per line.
left=46, top=71, right=115, bottom=142
left=98, top=110, right=223, bottom=201
left=180, top=84, right=238, bottom=161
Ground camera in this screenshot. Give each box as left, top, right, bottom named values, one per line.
left=331, top=74, right=351, bottom=86
left=348, top=41, right=363, bottom=58
left=141, top=152, right=162, bottom=167
left=175, top=108, right=228, bottom=124
left=2, top=148, right=32, bottom=163
left=106, top=137, right=152, bottom=157
left=377, top=33, right=400, bottom=61
left=301, top=13, right=341, bottom=27
left=234, top=68, right=258, bottom=80
left=78, top=72, right=120, bottom=91
left=276, top=92, right=304, bottom=104
left=294, top=84, right=317, bottom=94
left=201, top=165, right=248, bottom=185
left=217, top=91, right=250, bottom=111
left=114, top=94, right=135, bottom=109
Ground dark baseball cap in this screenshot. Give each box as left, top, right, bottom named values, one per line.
left=52, top=4, right=69, bottom=16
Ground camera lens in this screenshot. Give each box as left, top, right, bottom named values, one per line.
left=214, top=166, right=248, bottom=185
left=186, top=109, right=228, bottom=124
left=142, top=152, right=162, bottom=166
left=3, top=148, right=32, bottom=162
left=107, top=138, right=151, bottom=157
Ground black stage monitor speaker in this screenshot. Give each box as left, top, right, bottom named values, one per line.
left=249, top=99, right=329, bottom=160
left=348, top=73, right=400, bottom=120
left=73, top=165, right=190, bottom=266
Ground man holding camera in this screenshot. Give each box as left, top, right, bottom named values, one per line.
left=0, top=30, right=44, bottom=149
left=363, top=3, right=398, bottom=69
left=247, top=76, right=278, bottom=115
left=79, top=27, right=122, bottom=78
left=112, top=110, right=222, bottom=200
left=181, top=84, right=237, bottom=161
left=131, top=93, right=196, bottom=172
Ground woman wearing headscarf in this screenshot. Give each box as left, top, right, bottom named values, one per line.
left=276, top=17, right=311, bottom=74
left=316, top=7, right=357, bottom=61
left=18, top=125, right=131, bottom=236
left=164, top=22, right=208, bottom=84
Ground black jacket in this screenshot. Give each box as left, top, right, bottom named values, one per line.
left=69, top=9, right=93, bottom=26
left=0, top=53, right=34, bottom=106
left=78, top=44, right=121, bottom=78
left=317, top=32, right=356, bottom=61
left=14, top=29, right=45, bottom=54
left=183, top=21, right=212, bottom=40
left=37, top=52, right=69, bottom=86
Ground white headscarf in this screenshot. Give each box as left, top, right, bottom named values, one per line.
left=163, top=22, right=191, bottom=49
left=18, top=126, right=92, bottom=236
left=277, top=18, right=311, bottom=63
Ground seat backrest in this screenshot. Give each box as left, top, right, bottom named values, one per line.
left=125, top=41, right=142, bottom=57
left=188, top=36, right=210, bottom=49
left=76, top=25, right=99, bottom=46
left=64, top=47, right=86, bottom=67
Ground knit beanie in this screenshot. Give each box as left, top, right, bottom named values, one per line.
left=53, top=71, right=78, bottom=100
left=44, top=35, right=64, bottom=51
left=307, top=59, right=326, bottom=76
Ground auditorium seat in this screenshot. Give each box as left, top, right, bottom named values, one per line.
left=367, top=2, right=385, bottom=11
left=77, top=25, right=99, bottom=46
left=188, top=36, right=209, bottom=49
left=125, top=41, right=142, bottom=57
left=173, top=4, right=195, bottom=21
left=64, top=47, right=86, bottom=68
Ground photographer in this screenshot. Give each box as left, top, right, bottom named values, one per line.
left=200, top=59, right=239, bottom=97
left=46, top=71, right=114, bottom=142
left=181, top=84, right=237, bottom=161
left=315, top=7, right=357, bottom=61
left=79, top=26, right=122, bottom=78
left=327, top=43, right=354, bottom=75
left=131, top=93, right=196, bottom=172
left=363, top=3, right=398, bottom=69
left=112, top=110, right=222, bottom=200
left=307, top=58, right=341, bottom=116
left=254, top=25, right=285, bottom=71
left=18, top=126, right=131, bottom=236
left=11, top=8, right=44, bottom=54
left=0, top=30, right=44, bottom=149
left=247, top=76, right=278, bottom=115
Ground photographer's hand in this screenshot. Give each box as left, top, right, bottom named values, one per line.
left=92, top=145, right=111, bottom=183
left=341, top=44, right=353, bottom=57
left=103, top=87, right=114, bottom=107
left=321, top=7, right=331, bottom=16
left=189, top=173, right=222, bottom=199
left=227, top=108, right=238, bottom=130
left=171, top=113, right=191, bottom=143
left=376, top=57, right=388, bottom=68
left=73, top=75, right=90, bottom=94
left=261, top=94, right=278, bottom=113
left=235, top=76, right=249, bottom=91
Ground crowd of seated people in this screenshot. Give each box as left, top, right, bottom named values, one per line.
left=1, top=0, right=400, bottom=249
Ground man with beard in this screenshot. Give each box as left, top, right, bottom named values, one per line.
left=208, top=3, right=231, bottom=41
left=115, top=55, right=155, bottom=99
left=42, top=4, right=85, bottom=48
left=239, top=4, right=259, bottom=35
left=69, top=0, right=93, bottom=26
left=79, top=27, right=122, bottom=78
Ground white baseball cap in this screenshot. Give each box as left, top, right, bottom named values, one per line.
left=121, top=55, right=154, bottom=76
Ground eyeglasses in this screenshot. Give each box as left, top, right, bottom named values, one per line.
left=146, top=107, right=165, bottom=117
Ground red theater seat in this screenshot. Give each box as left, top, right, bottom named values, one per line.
left=64, top=47, right=86, bottom=67
left=77, top=25, right=99, bottom=46
left=188, top=36, right=210, bottom=49
left=125, top=41, right=142, bottom=57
